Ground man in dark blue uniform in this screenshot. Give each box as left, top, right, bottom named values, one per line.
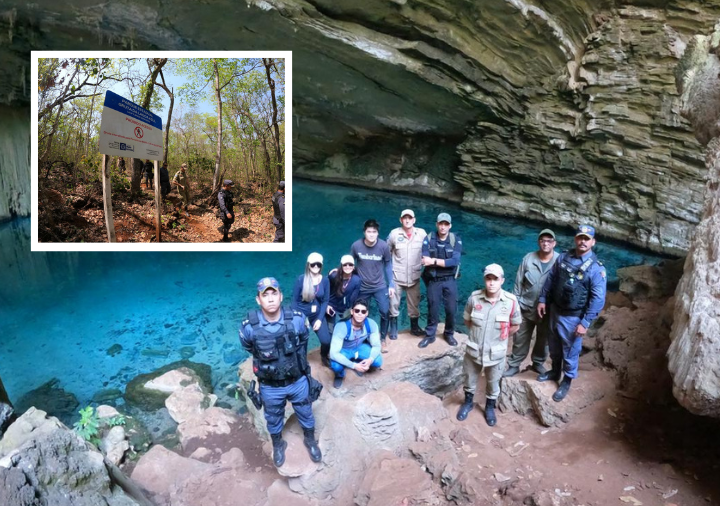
left=419, top=213, right=462, bottom=348
left=218, top=179, right=235, bottom=242
left=239, top=277, right=322, bottom=467
left=537, top=224, right=607, bottom=402
left=272, top=181, right=285, bottom=243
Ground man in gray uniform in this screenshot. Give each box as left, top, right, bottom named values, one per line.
left=504, top=229, right=559, bottom=377
left=272, top=181, right=285, bottom=243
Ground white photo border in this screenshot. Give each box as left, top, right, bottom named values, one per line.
left=31, top=50, right=292, bottom=252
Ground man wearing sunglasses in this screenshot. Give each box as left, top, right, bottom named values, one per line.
left=239, top=277, right=322, bottom=467
left=537, top=224, right=607, bottom=402
left=503, top=229, right=559, bottom=378
left=328, top=299, right=383, bottom=389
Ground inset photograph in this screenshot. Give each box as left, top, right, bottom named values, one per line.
left=32, top=52, right=290, bottom=249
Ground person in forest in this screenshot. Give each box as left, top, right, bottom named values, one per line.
left=173, top=163, right=191, bottom=210
left=142, top=159, right=154, bottom=189
left=292, top=252, right=332, bottom=367
left=218, top=179, right=235, bottom=242
left=272, top=181, right=285, bottom=243
left=117, top=157, right=126, bottom=174
left=159, top=162, right=171, bottom=199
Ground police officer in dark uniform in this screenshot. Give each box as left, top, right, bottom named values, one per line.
left=239, top=277, right=322, bottom=467
left=537, top=224, right=607, bottom=402
left=159, top=162, right=171, bottom=199
left=218, top=179, right=235, bottom=242
left=419, top=212, right=463, bottom=348
left=272, top=181, right=285, bottom=243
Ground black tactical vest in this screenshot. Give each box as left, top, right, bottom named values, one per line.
left=219, top=189, right=234, bottom=213
left=551, top=253, right=596, bottom=314
left=425, top=232, right=459, bottom=279
left=248, top=308, right=305, bottom=384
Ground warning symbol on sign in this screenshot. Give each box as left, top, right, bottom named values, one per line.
left=134, top=127, right=144, bottom=139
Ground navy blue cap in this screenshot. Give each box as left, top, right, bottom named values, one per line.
left=278, top=181, right=285, bottom=189
left=223, top=179, right=234, bottom=186
left=257, top=277, right=280, bottom=293
left=575, top=224, right=596, bottom=238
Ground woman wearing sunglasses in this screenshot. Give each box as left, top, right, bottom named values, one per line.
left=326, top=255, right=362, bottom=334
left=292, top=252, right=332, bottom=366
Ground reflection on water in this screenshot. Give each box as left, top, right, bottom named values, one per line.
left=0, top=181, right=667, bottom=406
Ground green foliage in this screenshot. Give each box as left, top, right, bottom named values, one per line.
left=73, top=406, right=100, bottom=445
left=108, top=414, right=126, bottom=427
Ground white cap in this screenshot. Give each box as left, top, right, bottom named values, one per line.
left=400, top=209, right=415, bottom=218
left=340, top=254, right=354, bottom=265
left=307, top=252, right=323, bottom=265
left=484, top=263, right=504, bottom=278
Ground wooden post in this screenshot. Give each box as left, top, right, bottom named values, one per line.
left=154, top=160, right=161, bottom=242
left=101, top=154, right=117, bottom=242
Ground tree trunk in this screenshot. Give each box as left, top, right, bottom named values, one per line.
left=84, top=83, right=98, bottom=157
left=132, top=59, right=167, bottom=194
left=101, top=154, right=117, bottom=242
left=39, top=101, right=64, bottom=166
left=154, top=160, right=161, bottom=242
left=213, top=59, right=223, bottom=193
left=164, top=87, right=174, bottom=166
left=262, top=58, right=283, bottom=182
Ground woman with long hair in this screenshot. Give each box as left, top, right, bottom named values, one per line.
left=292, top=252, right=332, bottom=366
left=326, top=255, right=361, bottom=334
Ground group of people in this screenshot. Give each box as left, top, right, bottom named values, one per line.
left=239, top=210, right=607, bottom=467
left=215, top=179, right=285, bottom=243
left=116, top=157, right=191, bottom=210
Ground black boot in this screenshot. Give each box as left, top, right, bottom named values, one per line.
left=389, top=317, right=398, bottom=340
left=222, top=227, right=229, bottom=242
left=552, top=377, right=572, bottom=402
left=410, top=317, right=424, bottom=337
left=537, top=361, right=562, bottom=383
left=484, top=398, right=497, bottom=427
left=270, top=432, right=287, bottom=467
left=456, top=391, right=474, bottom=421
left=303, top=428, right=322, bottom=463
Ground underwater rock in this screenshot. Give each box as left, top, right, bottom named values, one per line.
left=92, top=388, right=123, bottom=404
left=107, top=344, right=123, bottom=356
left=14, top=378, right=78, bottom=426
left=124, top=360, right=212, bottom=411
left=179, top=346, right=195, bottom=359
left=0, top=402, right=13, bottom=439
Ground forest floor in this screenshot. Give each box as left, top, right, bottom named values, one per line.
left=37, top=167, right=276, bottom=243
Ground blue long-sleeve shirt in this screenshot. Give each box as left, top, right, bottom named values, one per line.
left=539, top=249, right=607, bottom=329
left=327, top=271, right=361, bottom=314
left=291, top=275, right=329, bottom=325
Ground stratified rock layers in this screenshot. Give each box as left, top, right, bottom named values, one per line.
left=667, top=26, right=720, bottom=418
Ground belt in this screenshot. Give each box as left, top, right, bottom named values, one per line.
left=259, top=376, right=302, bottom=388
left=431, top=275, right=455, bottom=282
left=554, top=308, right=583, bottom=317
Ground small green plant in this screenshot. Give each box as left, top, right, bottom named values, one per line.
left=108, top=414, right=126, bottom=426
left=73, top=406, right=100, bottom=445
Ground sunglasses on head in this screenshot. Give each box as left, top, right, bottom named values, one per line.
left=353, top=308, right=368, bottom=314
left=342, top=263, right=354, bottom=267
left=310, top=262, right=322, bottom=268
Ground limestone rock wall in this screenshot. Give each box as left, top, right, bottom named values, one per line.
left=667, top=26, right=720, bottom=418
left=0, top=106, right=30, bottom=221
left=2, top=1, right=719, bottom=253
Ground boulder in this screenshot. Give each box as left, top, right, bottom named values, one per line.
left=668, top=25, right=720, bottom=417
left=498, top=370, right=611, bottom=426
left=124, top=360, right=212, bottom=411
left=355, top=452, right=439, bottom=506
left=616, top=259, right=684, bottom=301
left=100, top=426, right=129, bottom=466
left=144, top=368, right=202, bottom=394
left=131, top=445, right=213, bottom=503
left=176, top=407, right=240, bottom=453
left=14, top=378, right=78, bottom=425
left=165, top=383, right=217, bottom=424
left=0, top=408, right=150, bottom=506
left=0, top=402, right=13, bottom=438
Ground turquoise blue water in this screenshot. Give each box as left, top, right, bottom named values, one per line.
left=0, top=180, right=667, bottom=407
